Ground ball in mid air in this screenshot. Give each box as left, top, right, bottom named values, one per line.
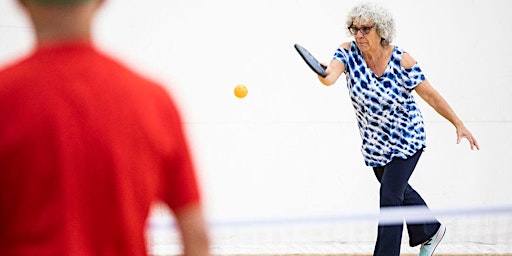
left=234, top=84, right=248, bottom=98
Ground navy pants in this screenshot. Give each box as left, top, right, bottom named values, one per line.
left=372, top=149, right=441, bottom=256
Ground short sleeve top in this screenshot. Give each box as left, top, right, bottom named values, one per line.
left=0, top=42, right=201, bottom=255
left=333, top=41, right=427, bottom=167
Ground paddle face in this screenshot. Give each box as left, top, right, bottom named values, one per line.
left=294, top=44, right=327, bottom=78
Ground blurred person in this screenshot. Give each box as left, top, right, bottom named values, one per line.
left=318, top=2, right=479, bottom=256
left=0, top=0, right=209, bottom=256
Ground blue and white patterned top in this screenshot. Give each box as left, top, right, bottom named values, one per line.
left=333, top=41, right=426, bottom=167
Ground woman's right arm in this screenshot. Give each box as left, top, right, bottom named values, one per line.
left=318, top=42, right=350, bottom=86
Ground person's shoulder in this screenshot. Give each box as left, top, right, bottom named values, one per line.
left=0, top=53, right=37, bottom=86
left=391, top=45, right=417, bottom=69
left=95, top=49, right=159, bottom=84
left=400, top=51, right=417, bottom=69
left=340, top=42, right=352, bottom=50
left=92, top=48, right=172, bottom=100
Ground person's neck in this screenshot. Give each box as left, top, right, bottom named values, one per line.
left=363, top=44, right=392, bottom=76
left=363, top=45, right=387, bottom=62
left=25, top=1, right=95, bottom=47
left=36, top=30, right=91, bottom=47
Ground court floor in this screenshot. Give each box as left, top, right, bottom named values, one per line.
left=148, top=230, right=512, bottom=256
left=148, top=204, right=512, bottom=256
left=150, top=240, right=512, bottom=256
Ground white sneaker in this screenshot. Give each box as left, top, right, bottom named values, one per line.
left=419, top=224, right=446, bottom=256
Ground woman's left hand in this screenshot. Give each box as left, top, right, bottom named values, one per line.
left=456, top=124, right=480, bottom=150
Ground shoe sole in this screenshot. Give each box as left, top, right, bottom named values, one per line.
left=427, top=224, right=446, bottom=256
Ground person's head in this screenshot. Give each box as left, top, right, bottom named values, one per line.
left=17, top=0, right=104, bottom=44
left=345, top=2, right=395, bottom=47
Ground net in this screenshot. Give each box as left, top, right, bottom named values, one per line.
left=147, top=204, right=512, bottom=256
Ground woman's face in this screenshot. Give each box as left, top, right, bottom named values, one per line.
left=350, top=19, right=382, bottom=52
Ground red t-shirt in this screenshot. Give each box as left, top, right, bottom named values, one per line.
left=0, top=41, right=201, bottom=256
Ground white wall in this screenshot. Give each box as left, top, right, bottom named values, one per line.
left=1, top=0, right=511, bottom=223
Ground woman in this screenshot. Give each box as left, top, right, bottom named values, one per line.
left=318, top=2, right=479, bottom=256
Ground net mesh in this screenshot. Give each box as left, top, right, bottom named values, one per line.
left=147, top=204, right=512, bottom=256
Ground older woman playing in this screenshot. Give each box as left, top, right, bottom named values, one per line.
left=318, top=2, right=479, bottom=256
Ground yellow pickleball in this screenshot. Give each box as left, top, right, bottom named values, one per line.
left=234, top=84, right=248, bottom=98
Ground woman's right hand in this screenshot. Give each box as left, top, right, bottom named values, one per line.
left=318, top=60, right=344, bottom=86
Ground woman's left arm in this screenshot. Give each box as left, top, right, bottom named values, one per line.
left=414, top=80, right=480, bottom=150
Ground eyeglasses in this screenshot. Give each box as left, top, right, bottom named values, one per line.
left=348, top=25, right=375, bottom=35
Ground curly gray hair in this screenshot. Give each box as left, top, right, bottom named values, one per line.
left=345, top=2, right=395, bottom=46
